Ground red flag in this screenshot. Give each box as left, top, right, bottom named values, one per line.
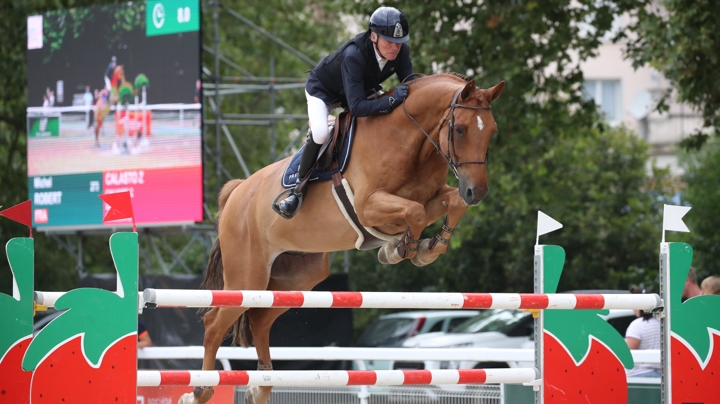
left=99, top=191, right=136, bottom=232
left=0, top=200, right=33, bottom=237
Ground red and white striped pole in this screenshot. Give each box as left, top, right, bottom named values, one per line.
left=141, top=289, right=662, bottom=311
left=137, top=368, right=538, bottom=387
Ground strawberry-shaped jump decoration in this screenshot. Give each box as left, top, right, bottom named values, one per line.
left=0, top=236, right=34, bottom=403
left=536, top=211, right=631, bottom=403
left=662, top=206, right=720, bottom=403
left=22, top=232, right=139, bottom=403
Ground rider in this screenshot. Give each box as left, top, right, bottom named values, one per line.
left=276, top=6, right=415, bottom=218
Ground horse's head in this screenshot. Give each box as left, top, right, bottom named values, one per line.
left=440, top=79, right=505, bottom=206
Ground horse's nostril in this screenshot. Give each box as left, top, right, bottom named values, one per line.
left=465, top=187, right=474, bottom=200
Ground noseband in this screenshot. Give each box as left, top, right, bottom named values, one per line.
left=402, top=86, right=492, bottom=178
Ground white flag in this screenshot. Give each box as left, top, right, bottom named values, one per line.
left=536, top=211, right=563, bottom=245
left=662, top=204, right=691, bottom=242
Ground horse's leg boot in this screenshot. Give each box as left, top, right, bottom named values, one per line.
left=277, top=136, right=322, bottom=218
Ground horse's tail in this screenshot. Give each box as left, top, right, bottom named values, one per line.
left=199, top=179, right=254, bottom=347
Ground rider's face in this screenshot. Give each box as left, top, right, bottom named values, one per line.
left=373, top=34, right=402, bottom=60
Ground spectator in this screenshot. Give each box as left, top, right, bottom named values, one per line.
left=682, top=267, right=703, bottom=301
left=84, top=86, right=94, bottom=129
left=46, top=87, right=55, bottom=106
left=105, top=56, right=117, bottom=91
left=138, top=318, right=153, bottom=349
left=701, top=275, right=720, bottom=296
left=625, top=286, right=661, bottom=378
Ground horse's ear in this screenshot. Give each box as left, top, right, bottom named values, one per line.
left=486, top=81, right=505, bottom=103
left=460, top=80, right=476, bottom=101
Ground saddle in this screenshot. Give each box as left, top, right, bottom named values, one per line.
left=274, top=111, right=390, bottom=249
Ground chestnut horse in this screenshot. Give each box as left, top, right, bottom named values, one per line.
left=179, top=73, right=504, bottom=404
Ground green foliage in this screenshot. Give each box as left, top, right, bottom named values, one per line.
left=623, top=0, right=720, bottom=149
left=681, top=139, right=720, bottom=278
left=345, top=0, right=678, bottom=336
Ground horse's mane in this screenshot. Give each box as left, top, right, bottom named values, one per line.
left=448, top=72, right=471, bottom=82
left=407, top=73, right=471, bottom=92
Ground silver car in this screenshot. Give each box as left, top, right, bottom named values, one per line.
left=394, top=308, right=636, bottom=370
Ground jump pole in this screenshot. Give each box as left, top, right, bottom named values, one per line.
left=10, top=207, right=717, bottom=403
left=140, top=289, right=661, bottom=311
left=138, top=368, right=538, bottom=387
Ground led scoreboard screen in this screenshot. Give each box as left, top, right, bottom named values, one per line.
left=26, top=0, right=202, bottom=230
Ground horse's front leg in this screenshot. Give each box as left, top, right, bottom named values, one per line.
left=358, top=190, right=428, bottom=264
left=411, top=184, right=468, bottom=267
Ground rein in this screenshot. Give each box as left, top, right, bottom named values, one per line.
left=401, top=85, right=492, bottom=178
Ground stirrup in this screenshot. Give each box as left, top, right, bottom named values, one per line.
left=272, top=188, right=304, bottom=219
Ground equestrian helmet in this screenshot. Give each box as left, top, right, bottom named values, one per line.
left=369, top=7, right=410, bottom=44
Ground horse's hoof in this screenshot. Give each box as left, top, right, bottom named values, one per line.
left=378, top=242, right=402, bottom=265
left=245, top=385, right=272, bottom=404
left=177, top=393, right=196, bottom=404
left=410, top=239, right=437, bottom=267
left=244, top=389, right=255, bottom=404
left=244, top=386, right=260, bottom=404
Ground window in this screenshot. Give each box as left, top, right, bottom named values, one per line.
left=583, top=80, right=622, bottom=123
left=449, top=316, right=472, bottom=331
left=356, top=318, right=417, bottom=347
left=450, top=310, right=528, bottom=334
left=429, top=320, right=444, bottom=333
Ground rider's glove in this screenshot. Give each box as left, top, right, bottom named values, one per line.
left=388, top=84, right=409, bottom=109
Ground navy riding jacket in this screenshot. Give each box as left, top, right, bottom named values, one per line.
left=305, top=31, right=413, bottom=117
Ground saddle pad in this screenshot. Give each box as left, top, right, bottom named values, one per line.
left=281, top=118, right=356, bottom=188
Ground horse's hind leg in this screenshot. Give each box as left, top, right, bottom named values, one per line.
left=178, top=306, right=248, bottom=404
left=244, top=252, right=330, bottom=404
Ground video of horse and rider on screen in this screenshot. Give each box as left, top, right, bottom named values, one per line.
left=26, top=0, right=203, bottom=229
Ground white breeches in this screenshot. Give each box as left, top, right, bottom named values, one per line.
left=305, top=90, right=331, bottom=144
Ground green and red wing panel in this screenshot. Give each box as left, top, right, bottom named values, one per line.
left=0, top=336, right=33, bottom=404
left=22, top=232, right=138, bottom=403
left=30, top=334, right=137, bottom=403
left=0, top=238, right=35, bottom=404
left=671, top=332, right=720, bottom=403
left=544, top=331, right=628, bottom=403
left=667, top=243, right=720, bottom=403
left=541, top=245, right=632, bottom=403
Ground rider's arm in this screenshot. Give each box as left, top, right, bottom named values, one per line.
left=395, top=43, right=414, bottom=83
left=341, top=46, right=393, bottom=117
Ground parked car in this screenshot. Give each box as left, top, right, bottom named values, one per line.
left=355, top=310, right=480, bottom=370
left=393, top=308, right=636, bottom=370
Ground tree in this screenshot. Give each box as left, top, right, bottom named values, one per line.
left=344, top=1, right=678, bottom=333
left=681, top=140, right=720, bottom=277
left=622, top=0, right=720, bottom=149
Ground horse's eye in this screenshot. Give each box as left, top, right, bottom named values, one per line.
left=455, top=126, right=465, bottom=136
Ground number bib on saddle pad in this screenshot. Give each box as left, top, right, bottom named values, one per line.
left=280, top=118, right=356, bottom=188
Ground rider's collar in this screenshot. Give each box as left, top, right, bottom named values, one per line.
left=373, top=45, right=388, bottom=71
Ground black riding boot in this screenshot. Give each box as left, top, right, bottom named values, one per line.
left=277, top=136, right=323, bottom=218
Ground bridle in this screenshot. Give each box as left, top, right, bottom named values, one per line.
left=402, top=85, right=492, bottom=178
